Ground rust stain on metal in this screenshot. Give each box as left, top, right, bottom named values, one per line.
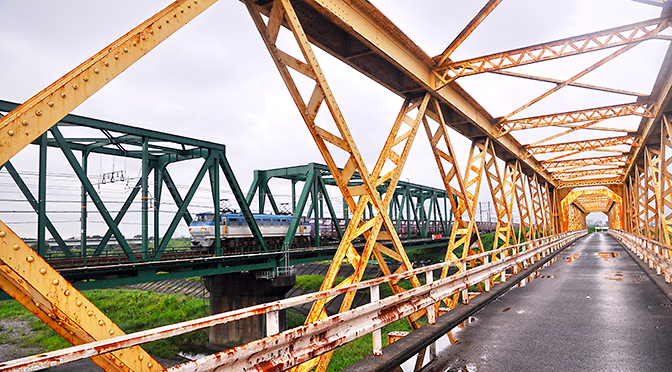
left=387, top=331, right=408, bottom=344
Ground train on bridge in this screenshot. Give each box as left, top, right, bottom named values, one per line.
left=188, top=212, right=499, bottom=249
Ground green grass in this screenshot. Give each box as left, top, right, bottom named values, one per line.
left=0, top=289, right=209, bottom=359
left=295, top=275, right=345, bottom=291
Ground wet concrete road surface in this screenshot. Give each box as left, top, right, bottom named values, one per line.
left=420, top=232, right=672, bottom=372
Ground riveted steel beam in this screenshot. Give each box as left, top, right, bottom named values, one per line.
left=501, top=103, right=653, bottom=135
left=558, top=176, right=623, bottom=189
left=435, top=0, right=503, bottom=65
left=255, top=0, right=556, bottom=186
left=526, top=135, right=640, bottom=156
left=0, top=221, right=160, bottom=372
left=246, top=1, right=434, bottom=369
left=0, top=0, right=217, bottom=167
left=543, top=154, right=630, bottom=169
left=554, top=168, right=625, bottom=179
left=491, top=70, right=650, bottom=97
left=434, top=17, right=669, bottom=84
left=482, top=140, right=517, bottom=254
left=0, top=2, right=219, bottom=370
left=656, top=116, right=672, bottom=244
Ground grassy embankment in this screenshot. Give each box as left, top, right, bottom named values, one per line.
left=0, top=289, right=209, bottom=359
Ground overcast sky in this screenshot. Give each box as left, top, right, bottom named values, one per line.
left=0, top=0, right=666, bottom=238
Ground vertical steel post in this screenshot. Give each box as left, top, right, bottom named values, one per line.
left=313, top=175, right=320, bottom=247
left=153, top=162, right=162, bottom=255
left=371, top=284, right=382, bottom=356
left=80, top=150, right=89, bottom=264
left=211, top=156, right=222, bottom=255
left=292, top=179, right=297, bottom=213
left=37, top=133, right=47, bottom=257
left=141, top=138, right=149, bottom=261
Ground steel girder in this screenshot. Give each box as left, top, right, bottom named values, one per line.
left=259, top=0, right=556, bottom=185
left=560, top=189, right=623, bottom=231
left=433, top=17, right=670, bottom=85
left=568, top=203, right=587, bottom=231
left=246, top=1, right=433, bottom=369
left=244, top=163, right=453, bottom=248
left=543, top=154, right=630, bottom=169
left=481, top=140, right=517, bottom=253
left=657, top=117, right=672, bottom=244
left=528, top=174, right=547, bottom=239
left=501, top=103, right=653, bottom=136
left=0, top=2, right=220, bottom=371
left=508, top=161, right=534, bottom=243
left=526, top=135, right=640, bottom=156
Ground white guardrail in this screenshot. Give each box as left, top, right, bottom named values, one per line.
left=609, top=229, right=672, bottom=282
left=0, top=230, right=586, bottom=372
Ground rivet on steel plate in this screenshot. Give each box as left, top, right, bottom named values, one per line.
left=108, top=329, right=115, bottom=335
left=158, top=24, right=162, bottom=29
left=52, top=279, right=59, bottom=286
left=13, top=244, right=20, bottom=250
left=132, top=41, right=137, bottom=46
left=60, top=92, right=66, bottom=98
left=73, top=84, right=78, bottom=90
left=173, top=13, right=177, bottom=17
left=8, top=130, right=14, bottom=136
left=87, top=310, right=94, bottom=316
left=35, top=110, right=42, bottom=116
left=150, top=29, right=154, bottom=34
left=104, top=61, right=109, bottom=66
left=26, top=256, right=34, bottom=263
left=138, top=355, right=144, bottom=361
left=22, top=119, right=28, bottom=125
left=83, top=76, right=89, bottom=82
left=147, top=362, right=153, bottom=369
left=64, top=289, right=70, bottom=296
left=0, top=231, right=5, bottom=237
left=47, top=101, right=54, bottom=107
left=39, top=268, right=47, bottom=275
left=76, top=300, right=83, bottom=306
left=114, top=54, right=119, bottom=59
left=98, top=320, right=104, bottom=326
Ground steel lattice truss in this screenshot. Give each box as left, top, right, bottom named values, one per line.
left=561, top=189, right=623, bottom=231
left=2, top=1, right=672, bottom=372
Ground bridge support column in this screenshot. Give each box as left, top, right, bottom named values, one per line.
left=203, top=273, right=296, bottom=349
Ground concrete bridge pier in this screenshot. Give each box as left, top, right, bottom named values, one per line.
left=203, top=273, right=296, bottom=350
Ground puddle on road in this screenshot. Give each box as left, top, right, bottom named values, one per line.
left=597, top=252, right=620, bottom=260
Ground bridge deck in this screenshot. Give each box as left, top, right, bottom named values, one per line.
left=421, top=232, right=672, bottom=372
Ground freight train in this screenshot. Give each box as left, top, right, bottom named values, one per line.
left=188, top=211, right=500, bottom=249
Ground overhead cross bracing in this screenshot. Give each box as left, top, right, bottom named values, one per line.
left=2, top=1, right=672, bottom=372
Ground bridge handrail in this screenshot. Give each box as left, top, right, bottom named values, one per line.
left=0, top=230, right=586, bottom=372
left=609, top=229, right=672, bottom=282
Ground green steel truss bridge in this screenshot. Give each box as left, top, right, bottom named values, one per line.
left=0, top=99, right=454, bottom=294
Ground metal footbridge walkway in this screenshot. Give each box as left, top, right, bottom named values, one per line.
left=357, top=232, right=672, bottom=372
